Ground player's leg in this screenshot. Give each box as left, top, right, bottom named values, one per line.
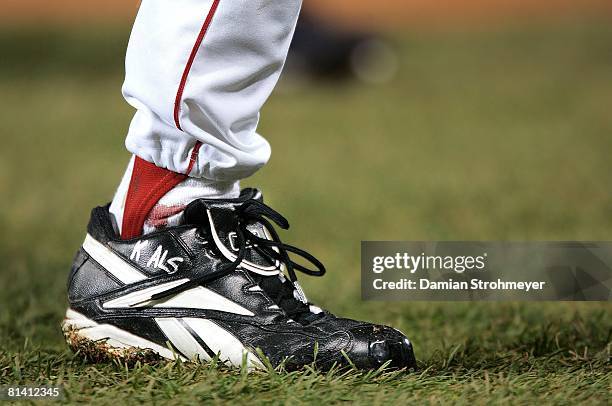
left=110, top=0, right=301, bottom=239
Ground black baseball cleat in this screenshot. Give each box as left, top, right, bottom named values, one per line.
left=63, top=188, right=416, bottom=371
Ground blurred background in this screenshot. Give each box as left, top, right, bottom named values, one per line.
left=0, top=0, right=610, bottom=400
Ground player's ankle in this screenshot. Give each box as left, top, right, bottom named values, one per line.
left=109, top=155, right=239, bottom=239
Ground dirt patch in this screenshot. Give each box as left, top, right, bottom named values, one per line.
left=64, top=326, right=165, bottom=366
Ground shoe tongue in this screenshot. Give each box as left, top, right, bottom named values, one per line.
left=183, top=192, right=277, bottom=269
left=236, top=220, right=278, bottom=268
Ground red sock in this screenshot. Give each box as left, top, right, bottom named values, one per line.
left=121, top=157, right=187, bottom=239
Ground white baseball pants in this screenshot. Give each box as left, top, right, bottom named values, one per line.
left=122, top=0, right=302, bottom=182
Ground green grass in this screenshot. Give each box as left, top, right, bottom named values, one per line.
left=0, top=20, right=611, bottom=404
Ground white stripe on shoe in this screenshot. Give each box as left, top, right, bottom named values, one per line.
left=82, top=234, right=147, bottom=284
left=103, top=279, right=189, bottom=308
left=154, top=318, right=210, bottom=361
left=183, top=317, right=263, bottom=368
left=103, top=279, right=254, bottom=316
